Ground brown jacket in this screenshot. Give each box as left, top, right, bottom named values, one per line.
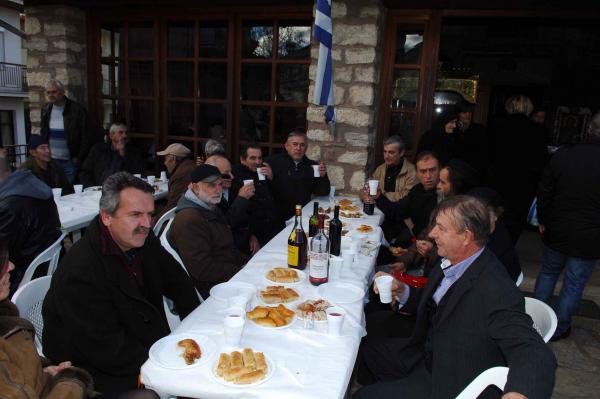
left=0, top=300, right=92, bottom=399
left=372, top=159, right=418, bottom=202
left=155, top=159, right=196, bottom=222
left=168, top=192, right=249, bottom=297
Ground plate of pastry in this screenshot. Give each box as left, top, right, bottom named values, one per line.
left=210, top=281, right=256, bottom=302
left=148, top=333, right=216, bottom=369
left=212, top=348, right=275, bottom=387
left=246, top=304, right=296, bottom=329
left=264, top=267, right=305, bottom=285
left=296, top=299, right=332, bottom=323
left=258, top=286, right=301, bottom=305
left=340, top=211, right=363, bottom=219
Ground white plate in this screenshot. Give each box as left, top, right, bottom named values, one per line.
left=212, top=350, right=275, bottom=387
left=317, top=282, right=365, bottom=304
left=148, top=333, right=216, bottom=370
left=264, top=269, right=306, bottom=285
left=248, top=311, right=297, bottom=330
left=83, top=186, right=102, bottom=192
left=210, top=282, right=256, bottom=302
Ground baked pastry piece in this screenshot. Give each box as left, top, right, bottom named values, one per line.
left=339, top=199, right=353, bottom=206
left=357, top=224, right=374, bottom=233
left=297, top=299, right=332, bottom=321
left=216, top=348, right=269, bottom=384
left=177, top=338, right=201, bottom=365
left=246, top=305, right=295, bottom=327
left=259, top=286, right=300, bottom=304
left=265, top=267, right=300, bottom=283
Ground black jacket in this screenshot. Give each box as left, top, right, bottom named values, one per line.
left=42, top=218, right=200, bottom=393
left=231, top=164, right=284, bottom=247
left=79, top=142, right=146, bottom=187
left=376, top=183, right=437, bottom=237
left=0, top=170, right=61, bottom=294
left=537, top=138, right=600, bottom=259
left=216, top=188, right=251, bottom=254
left=41, top=97, right=93, bottom=162
left=20, top=157, right=74, bottom=195
left=264, top=153, right=330, bottom=221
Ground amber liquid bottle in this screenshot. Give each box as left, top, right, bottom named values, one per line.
left=288, top=204, right=308, bottom=270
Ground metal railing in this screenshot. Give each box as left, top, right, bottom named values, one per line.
left=4, top=144, right=28, bottom=168
left=0, top=62, right=26, bottom=93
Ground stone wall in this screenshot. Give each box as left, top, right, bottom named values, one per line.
left=24, top=5, right=87, bottom=133
left=307, top=0, right=385, bottom=194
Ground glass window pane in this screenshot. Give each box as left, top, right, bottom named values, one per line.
left=274, top=107, right=306, bottom=144
left=390, top=112, right=416, bottom=149
left=167, top=102, right=195, bottom=136
left=129, top=22, right=154, bottom=57
left=102, top=99, right=114, bottom=130
left=168, top=21, right=194, bottom=57
left=101, top=64, right=111, bottom=95
left=276, top=64, right=308, bottom=103
left=240, top=106, right=269, bottom=142
left=241, top=64, right=271, bottom=101
left=242, top=21, right=273, bottom=59
left=167, top=62, right=193, bottom=98
left=277, top=21, right=311, bottom=59
left=101, top=23, right=123, bottom=58
left=198, top=63, right=227, bottom=99
left=391, top=70, right=419, bottom=109
left=129, top=61, right=154, bottom=96
left=101, top=29, right=112, bottom=57
left=395, top=26, right=423, bottom=64
left=198, top=103, right=226, bottom=139
left=199, top=21, right=228, bottom=58
left=130, top=100, right=155, bottom=133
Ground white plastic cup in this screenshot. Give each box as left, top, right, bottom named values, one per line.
left=326, top=307, right=345, bottom=336
left=73, top=184, right=83, bottom=194
left=243, top=179, right=254, bottom=186
left=228, top=295, right=248, bottom=311
left=329, top=255, right=344, bottom=280
left=368, top=179, right=379, bottom=196
left=147, top=175, right=156, bottom=185
left=312, top=164, right=320, bottom=177
left=133, top=174, right=142, bottom=179
left=160, top=171, right=167, bottom=181
left=224, top=314, right=245, bottom=346
left=342, top=250, right=355, bottom=269
left=329, top=186, right=336, bottom=202
left=257, top=167, right=266, bottom=181
left=375, top=275, right=394, bottom=304
left=52, top=188, right=62, bottom=203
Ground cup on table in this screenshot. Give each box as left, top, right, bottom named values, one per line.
left=368, top=179, right=379, bottom=196
left=243, top=179, right=254, bottom=186
left=224, top=313, right=245, bottom=346
left=342, top=250, right=355, bottom=269
left=329, top=255, right=344, bottom=280
left=312, top=164, right=320, bottom=178
left=52, top=188, right=62, bottom=203
left=257, top=167, right=266, bottom=181
left=133, top=174, right=142, bottom=179
left=329, top=186, right=336, bottom=203
left=326, top=306, right=345, bottom=336
left=147, top=175, right=156, bottom=185
left=73, top=184, right=83, bottom=195
left=375, top=275, right=394, bottom=304
left=160, top=171, right=167, bottom=181
left=228, top=295, right=248, bottom=311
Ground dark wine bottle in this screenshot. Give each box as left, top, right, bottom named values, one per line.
left=329, top=205, right=342, bottom=256
left=308, top=201, right=319, bottom=237
left=287, top=204, right=308, bottom=270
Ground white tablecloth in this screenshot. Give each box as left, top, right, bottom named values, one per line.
left=140, top=198, right=384, bottom=399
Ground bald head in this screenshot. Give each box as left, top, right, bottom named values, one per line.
left=205, top=155, right=232, bottom=188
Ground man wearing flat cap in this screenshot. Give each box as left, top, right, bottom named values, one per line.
left=168, top=164, right=250, bottom=298
left=21, top=134, right=74, bottom=194
left=156, top=143, right=195, bottom=218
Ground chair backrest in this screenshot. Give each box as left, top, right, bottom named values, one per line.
left=19, top=232, right=66, bottom=289
left=160, top=218, right=186, bottom=268
left=11, top=275, right=53, bottom=355
left=525, top=297, right=557, bottom=343
left=456, top=366, right=509, bottom=399
left=516, top=271, right=524, bottom=287
left=153, top=207, right=177, bottom=237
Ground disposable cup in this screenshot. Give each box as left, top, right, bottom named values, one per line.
left=74, top=184, right=83, bottom=194
left=243, top=179, right=254, bottom=186
left=52, top=188, right=62, bottom=203
left=312, top=165, right=320, bottom=177
left=368, top=179, right=379, bottom=196
left=257, top=168, right=266, bottom=181
left=224, top=314, right=245, bottom=346
left=375, top=275, right=394, bottom=304
left=329, top=186, right=336, bottom=202
left=228, top=295, right=248, bottom=310
left=133, top=174, right=142, bottom=179
left=342, top=250, right=355, bottom=269
left=326, top=307, right=345, bottom=336
left=329, top=255, right=344, bottom=280
left=147, top=175, right=156, bottom=185
left=160, top=171, right=167, bottom=181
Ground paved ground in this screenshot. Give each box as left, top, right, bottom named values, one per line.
left=517, top=230, right=600, bottom=399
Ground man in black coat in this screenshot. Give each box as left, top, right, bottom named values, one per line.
left=534, top=112, right=600, bottom=341
left=42, top=172, right=200, bottom=395
left=264, top=131, right=330, bottom=222
left=355, top=196, right=556, bottom=399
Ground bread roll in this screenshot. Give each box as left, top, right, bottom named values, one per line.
left=254, top=352, right=267, bottom=371
left=231, top=351, right=243, bottom=368
left=255, top=317, right=277, bottom=327
left=234, top=369, right=266, bottom=385
left=216, top=353, right=230, bottom=376
left=242, top=348, right=256, bottom=369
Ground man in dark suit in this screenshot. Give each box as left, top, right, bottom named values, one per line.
left=355, top=195, right=556, bottom=399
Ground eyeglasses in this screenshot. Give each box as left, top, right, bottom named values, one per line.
left=221, top=173, right=232, bottom=180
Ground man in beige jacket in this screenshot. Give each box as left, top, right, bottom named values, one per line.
left=372, top=136, right=418, bottom=201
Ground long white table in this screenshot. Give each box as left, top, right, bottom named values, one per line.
left=140, top=197, right=383, bottom=399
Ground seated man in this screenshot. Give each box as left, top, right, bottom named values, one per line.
left=155, top=143, right=196, bottom=218
left=168, top=164, right=249, bottom=298
left=79, top=123, right=146, bottom=187
left=42, top=172, right=200, bottom=395
left=0, top=157, right=61, bottom=294
left=356, top=196, right=556, bottom=399
left=20, top=134, right=74, bottom=194
left=265, top=131, right=330, bottom=222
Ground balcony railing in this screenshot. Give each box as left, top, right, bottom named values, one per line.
left=0, top=62, right=26, bottom=93
left=4, top=144, right=28, bottom=169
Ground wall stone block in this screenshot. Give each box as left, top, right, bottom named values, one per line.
left=336, top=107, right=371, bottom=127
left=26, top=37, right=47, bottom=52
left=345, top=48, right=376, bottom=64
left=349, top=170, right=366, bottom=191
left=349, top=86, right=374, bottom=106
left=331, top=2, right=347, bottom=18
left=338, top=151, right=368, bottom=166
left=334, top=66, right=352, bottom=83
left=25, top=16, right=41, bottom=35
left=333, top=24, right=377, bottom=47
left=359, top=6, right=381, bottom=18
left=308, top=128, right=333, bottom=142
left=327, top=164, right=345, bottom=190
left=354, top=66, right=377, bottom=83
left=345, top=131, right=370, bottom=147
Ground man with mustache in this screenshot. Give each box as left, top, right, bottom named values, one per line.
left=168, top=164, right=249, bottom=299
left=42, top=172, right=200, bottom=396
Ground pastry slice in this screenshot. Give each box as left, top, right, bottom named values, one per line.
left=177, top=338, right=201, bottom=365
left=234, top=369, right=266, bottom=385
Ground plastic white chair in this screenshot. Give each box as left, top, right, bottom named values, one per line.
left=456, top=366, right=509, bottom=399
left=11, top=275, right=53, bottom=355
left=516, top=271, right=524, bottom=287
left=18, top=232, right=66, bottom=289
left=525, top=297, right=558, bottom=343
left=153, top=207, right=176, bottom=237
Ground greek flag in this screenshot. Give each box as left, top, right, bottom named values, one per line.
left=313, top=0, right=335, bottom=124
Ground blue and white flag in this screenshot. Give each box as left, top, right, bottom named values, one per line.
left=313, top=0, right=335, bottom=124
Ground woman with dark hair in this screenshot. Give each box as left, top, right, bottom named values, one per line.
left=416, top=108, right=459, bottom=165
left=0, top=241, right=94, bottom=399
left=436, top=158, right=480, bottom=199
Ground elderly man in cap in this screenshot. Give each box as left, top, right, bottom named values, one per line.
left=156, top=143, right=196, bottom=216
left=20, top=134, right=74, bottom=194
left=168, top=164, right=249, bottom=298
